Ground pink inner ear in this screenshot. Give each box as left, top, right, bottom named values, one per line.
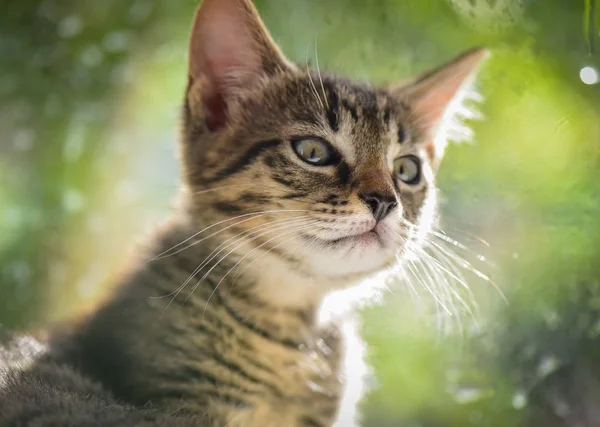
left=198, top=27, right=259, bottom=131
left=197, top=17, right=263, bottom=88
left=410, top=73, right=474, bottom=138
left=407, top=48, right=488, bottom=138
left=412, top=90, right=454, bottom=133
left=203, top=91, right=228, bottom=132
left=187, top=0, right=276, bottom=131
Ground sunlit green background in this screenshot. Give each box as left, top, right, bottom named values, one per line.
left=1, top=0, right=599, bottom=425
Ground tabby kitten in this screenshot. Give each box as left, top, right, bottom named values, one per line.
left=0, top=0, right=487, bottom=426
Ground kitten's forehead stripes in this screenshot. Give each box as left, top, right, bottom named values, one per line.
left=325, top=79, right=402, bottom=154
left=195, top=75, right=408, bottom=186
left=342, top=99, right=359, bottom=123
left=383, top=106, right=392, bottom=126
left=320, top=78, right=395, bottom=132
left=324, top=81, right=340, bottom=132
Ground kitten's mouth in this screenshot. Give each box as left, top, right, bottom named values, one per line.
left=307, top=226, right=385, bottom=247
left=338, top=228, right=383, bottom=245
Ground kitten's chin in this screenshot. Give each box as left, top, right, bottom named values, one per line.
left=297, top=236, right=398, bottom=279
left=298, top=223, right=403, bottom=278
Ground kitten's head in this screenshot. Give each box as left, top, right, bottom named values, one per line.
left=180, top=0, right=487, bottom=284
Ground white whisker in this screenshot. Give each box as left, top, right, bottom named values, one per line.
left=406, top=258, right=453, bottom=317
left=305, top=41, right=325, bottom=110
left=160, top=216, right=312, bottom=314
left=199, top=220, right=320, bottom=317
left=429, top=239, right=507, bottom=304
left=208, top=222, right=318, bottom=309
left=418, top=246, right=478, bottom=333
left=314, top=36, right=329, bottom=110
left=151, top=209, right=313, bottom=260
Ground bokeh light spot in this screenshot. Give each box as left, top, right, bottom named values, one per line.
left=580, top=66, right=599, bottom=85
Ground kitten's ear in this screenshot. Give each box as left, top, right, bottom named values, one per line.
left=393, top=48, right=489, bottom=163
left=187, top=0, right=293, bottom=131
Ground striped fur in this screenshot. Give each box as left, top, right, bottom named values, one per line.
left=0, top=0, right=487, bottom=426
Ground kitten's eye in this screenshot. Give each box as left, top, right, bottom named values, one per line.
left=292, top=139, right=334, bottom=166
left=394, top=156, right=421, bottom=185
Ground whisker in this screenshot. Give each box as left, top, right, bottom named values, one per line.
left=428, top=239, right=507, bottom=304
left=390, top=225, right=476, bottom=334
left=388, top=229, right=425, bottom=305
left=151, top=209, right=314, bottom=260
left=426, top=262, right=479, bottom=332
left=198, top=220, right=320, bottom=317
left=429, top=229, right=471, bottom=251
left=305, top=41, right=325, bottom=110
left=159, top=216, right=312, bottom=313
left=408, top=259, right=446, bottom=335
left=189, top=185, right=241, bottom=196
left=432, top=225, right=491, bottom=248
left=418, top=246, right=479, bottom=332
left=314, top=36, right=329, bottom=110
left=205, top=221, right=319, bottom=315
left=183, top=217, right=313, bottom=300
left=406, top=258, right=453, bottom=317
left=230, top=217, right=328, bottom=287
left=418, top=254, right=461, bottom=336
left=398, top=217, right=505, bottom=305
left=394, top=254, right=423, bottom=304
left=420, top=243, right=479, bottom=308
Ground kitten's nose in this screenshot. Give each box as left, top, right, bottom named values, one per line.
left=360, top=193, right=398, bottom=222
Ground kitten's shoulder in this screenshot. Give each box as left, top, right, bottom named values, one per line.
left=0, top=328, right=204, bottom=427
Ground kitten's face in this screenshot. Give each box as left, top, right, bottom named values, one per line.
left=181, top=0, right=486, bottom=282
left=184, top=73, right=436, bottom=277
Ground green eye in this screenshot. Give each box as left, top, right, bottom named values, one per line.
left=292, top=139, right=334, bottom=166
left=394, top=156, right=421, bottom=185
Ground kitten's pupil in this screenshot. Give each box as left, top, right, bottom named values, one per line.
left=395, top=156, right=420, bottom=184
left=292, top=139, right=334, bottom=166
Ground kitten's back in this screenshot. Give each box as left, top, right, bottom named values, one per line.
left=0, top=328, right=204, bottom=426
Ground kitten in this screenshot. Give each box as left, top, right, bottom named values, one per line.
left=0, top=0, right=487, bottom=426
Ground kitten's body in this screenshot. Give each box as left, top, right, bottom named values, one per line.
left=1, top=215, right=363, bottom=427
left=49, top=218, right=356, bottom=427
left=0, top=0, right=487, bottom=425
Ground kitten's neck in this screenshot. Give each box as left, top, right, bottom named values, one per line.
left=164, top=209, right=362, bottom=307
left=140, top=215, right=340, bottom=343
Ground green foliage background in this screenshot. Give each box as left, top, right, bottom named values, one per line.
left=1, top=0, right=599, bottom=425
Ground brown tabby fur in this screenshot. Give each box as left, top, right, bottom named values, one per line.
left=0, top=0, right=487, bottom=426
